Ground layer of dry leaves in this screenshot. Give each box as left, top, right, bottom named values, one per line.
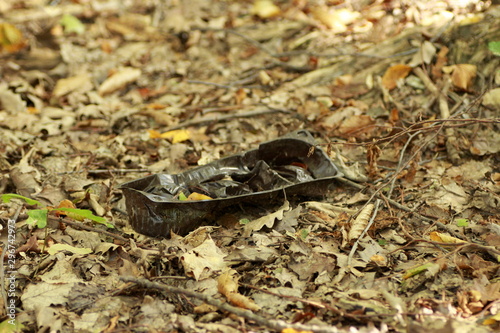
left=1, top=0, right=500, bottom=332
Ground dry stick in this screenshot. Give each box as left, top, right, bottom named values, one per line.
left=414, top=68, right=459, bottom=162
left=386, top=131, right=420, bottom=199
left=186, top=79, right=266, bottom=93
left=373, top=111, right=488, bottom=209
left=336, top=177, right=434, bottom=223
left=335, top=126, right=442, bottom=268
left=376, top=129, right=441, bottom=224
left=186, top=80, right=235, bottom=89
left=388, top=237, right=500, bottom=258
left=88, top=168, right=149, bottom=174
left=239, top=282, right=403, bottom=320
left=193, top=27, right=416, bottom=60
left=414, top=67, right=438, bottom=94
left=361, top=104, right=458, bottom=222
left=194, top=27, right=311, bottom=72
left=49, top=216, right=129, bottom=243
left=166, top=108, right=294, bottom=131
left=58, top=168, right=149, bottom=175
left=440, top=78, right=461, bottom=163
left=120, top=276, right=341, bottom=333
left=200, top=105, right=247, bottom=114
left=336, top=118, right=500, bottom=148
left=388, top=239, right=463, bottom=255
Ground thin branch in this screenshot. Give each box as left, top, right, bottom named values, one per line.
left=336, top=177, right=435, bottom=223
left=193, top=27, right=416, bottom=60
left=386, top=131, right=420, bottom=199
left=49, top=216, right=129, bottom=243
left=120, top=276, right=341, bottom=333
left=58, top=168, right=150, bottom=175
left=240, top=282, right=406, bottom=320
left=326, top=117, right=500, bottom=148
left=165, top=108, right=295, bottom=131
left=388, top=238, right=500, bottom=258
left=186, top=80, right=235, bottom=89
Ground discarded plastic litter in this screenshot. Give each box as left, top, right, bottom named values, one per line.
left=120, top=130, right=342, bottom=237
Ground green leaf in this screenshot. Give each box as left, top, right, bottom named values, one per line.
left=26, top=209, right=48, bottom=228
left=0, top=318, right=25, bottom=332
left=299, top=228, right=309, bottom=240
left=488, top=41, right=500, bottom=56
left=378, top=239, right=387, bottom=246
left=239, top=218, right=250, bottom=225
left=178, top=192, right=188, bottom=201
left=402, top=262, right=439, bottom=279
left=456, top=218, right=469, bottom=227
left=56, top=207, right=114, bottom=228
left=60, top=14, right=85, bottom=35
left=1, top=193, right=41, bottom=206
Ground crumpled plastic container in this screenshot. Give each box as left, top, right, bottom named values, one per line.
left=120, top=130, right=342, bottom=237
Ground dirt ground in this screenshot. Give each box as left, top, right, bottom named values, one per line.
left=1, top=0, right=500, bottom=332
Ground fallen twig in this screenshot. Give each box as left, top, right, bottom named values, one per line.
left=193, top=27, right=416, bottom=60
left=120, top=276, right=342, bottom=333
left=240, top=282, right=404, bottom=320
left=165, top=108, right=296, bottom=131
left=336, top=177, right=435, bottom=223
left=49, top=216, right=129, bottom=243
left=58, top=168, right=150, bottom=175
left=389, top=238, right=500, bottom=258
left=329, top=117, right=500, bottom=148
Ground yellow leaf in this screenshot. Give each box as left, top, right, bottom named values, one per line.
left=187, top=192, right=212, bottom=201
left=27, top=107, right=40, bottom=114
left=310, top=7, right=346, bottom=32
left=459, top=14, right=484, bottom=26
left=429, top=231, right=465, bottom=244
left=251, top=0, right=281, bottom=19
left=281, top=329, right=313, bottom=333
left=159, top=129, right=191, bottom=143
left=148, top=129, right=163, bottom=139
left=0, top=23, right=26, bottom=53
left=483, top=311, right=500, bottom=325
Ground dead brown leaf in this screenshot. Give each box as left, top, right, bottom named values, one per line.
left=443, top=64, right=477, bottom=91
left=382, top=64, right=412, bottom=90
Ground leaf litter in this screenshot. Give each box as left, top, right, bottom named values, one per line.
left=0, top=0, right=499, bottom=332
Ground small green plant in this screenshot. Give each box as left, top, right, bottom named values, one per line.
left=378, top=239, right=387, bottom=246
left=455, top=218, right=469, bottom=227
left=1, top=193, right=113, bottom=229
left=239, top=218, right=250, bottom=225
left=488, top=41, right=500, bottom=56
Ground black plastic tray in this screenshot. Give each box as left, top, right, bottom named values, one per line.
left=120, top=130, right=342, bottom=236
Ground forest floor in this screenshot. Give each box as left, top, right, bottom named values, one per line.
left=1, top=0, right=500, bottom=332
